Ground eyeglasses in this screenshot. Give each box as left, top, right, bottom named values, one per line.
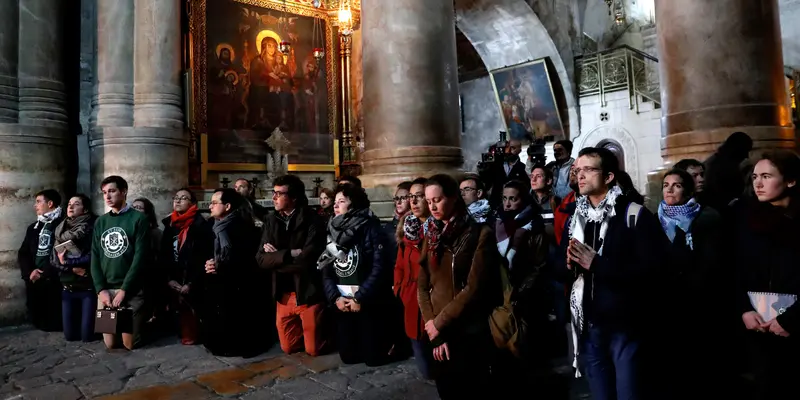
left=209, top=200, right=224, bottom=206
left=393, top=195, right=409, bottom=202
left=272, top=191, right=289, bottom=198
left=409, top=194, right=425, bottom=202
left=575, top=167, right=602, bottom=175
left=173, top=196, right=191, bottom=202
left=460, top=187, right=477, bottom=194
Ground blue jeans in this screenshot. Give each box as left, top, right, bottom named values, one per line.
left=580, top=324, right=642, bottom=400
left=411, top=339, right=433, bottom=379
left=62, top=289, right=96, bottom=342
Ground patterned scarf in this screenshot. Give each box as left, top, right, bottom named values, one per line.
left=35, top=206, right=62, bottom=229
left=425, top=213, right=466, bottom=266
left=658, top=198, right=701, bottom=249
left=568, top=184, right=622, bottom=379
left=467, top=199, right=491, bottom=223
left=403, top=214, right=429, bottom=243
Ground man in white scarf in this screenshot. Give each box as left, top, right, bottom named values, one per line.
left=565, top=148, right=669, bottom=400
left=18, top=189, right=65, bottom=331
left=459, top=174, right=493, bottom=224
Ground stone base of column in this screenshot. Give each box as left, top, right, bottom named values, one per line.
left=661, top=126, right=796, bottom=163
left=0, top=123, right=67, bottom=325
left=358, top=145, right=464, bottom=219
left=89, top=126, right=188, bottom=218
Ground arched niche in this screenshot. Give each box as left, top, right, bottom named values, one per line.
left=577, top=125, right=642, bottom=190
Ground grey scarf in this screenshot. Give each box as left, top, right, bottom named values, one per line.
left=317, top=208, right=371, bottom=270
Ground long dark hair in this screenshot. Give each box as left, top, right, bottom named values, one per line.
left=133, top=197, right=158, bottom=229
left=757, top=150, right=800, bottom=201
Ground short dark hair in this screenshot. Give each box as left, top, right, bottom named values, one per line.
left=175, top=187, right=198, bottom=204
left=214, top=188, right=246, bottom=210
left=460, top=173, right=485, bottom=193
left=531, top=165, right=554, bottom=185
left=234, top=178, right=252, bottom=188
left=663, top=168, right=697, bottom=199
left=100, top=175, right=128, bottom=192
left=35, top=189, right=62, bottom=208
left=578, top=147, right=619, bottom=185
left=615, top=171, right=645, bottom=204
left=502, top=179, right=532, bottom=206
left=273, top=174, right=308, bottom=206
left=69, top=194, right=94, bottom=215
left=334, top=183, right=370, bottom=210
left=338, top=175, right=362, bottom=188
left=397, top=181, right=413, bottom=191
left=425, top=174, right=467, bottom=213
left=410, top=177, right=428, bottom=188
left=759, top=150, right=800, bottom=197
left=673, top=159, right=704, bottom=171
left=133, top=197, right=158, bottom=229
left=554, top=139, right=573, bottom=155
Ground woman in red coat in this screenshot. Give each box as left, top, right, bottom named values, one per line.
left=394, top=177, right=433, bottom=379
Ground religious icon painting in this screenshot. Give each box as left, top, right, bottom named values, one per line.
left=489, top=58, right=566, bottom=142
left=192, top=0, right=337, bottom=165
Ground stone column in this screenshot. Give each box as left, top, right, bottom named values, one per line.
left=93, top=0, right=134, bottom=127
left=359, top=0, right=463, bottom=190
left=0, top=1, right=19, bottom=123
left=90, top=0, right=186, bottom=218
left=0, top=0, right=68, bottom=324
left=656, top=0, right=795, bottom=162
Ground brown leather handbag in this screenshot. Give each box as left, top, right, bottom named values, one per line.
left=94, top=307, right=133, bottom=334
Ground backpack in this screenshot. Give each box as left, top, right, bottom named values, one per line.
left=488, top=262, right=526, bottom=358
left=626, top=202, right=642, bottom=228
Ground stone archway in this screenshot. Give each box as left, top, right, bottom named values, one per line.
left=577, top=125, right=642, bottom=190
left=455, top=0, right=580, bottom=136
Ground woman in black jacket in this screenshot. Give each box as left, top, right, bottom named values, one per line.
left=51, top=194, right=96, bottom=342
left=735, top=150, right=800, bottom=399
left=319, top=184, right=394, bottom=366
left=657, top=169, right=728, bottom=398
left=159, top=188, right=212, bottom=345
left=204, top=188, right=264, bottom=357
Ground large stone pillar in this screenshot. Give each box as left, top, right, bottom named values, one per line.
left=93, top=0, right=134, bottom=127
left=358, top=0, right=463, bottom=190
left=0, top=0, right=68, bottom=324
left=656, top=0, right=795, bottom=162
left=90, top=0, right=187, bottom=218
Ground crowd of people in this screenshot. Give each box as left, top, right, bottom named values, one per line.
left=17, top=131, right=800, bottom=399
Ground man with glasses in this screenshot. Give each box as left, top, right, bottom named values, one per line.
left=459, top=174, right=493, bottom=224
left=564, top=148, right=668, bottom=400
left=256, top=174, right=327, bottom=357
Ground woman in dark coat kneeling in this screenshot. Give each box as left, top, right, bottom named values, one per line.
left=319, top=184, right=394, bottom=366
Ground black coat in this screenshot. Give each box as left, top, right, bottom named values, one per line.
left=18, top=215, right=66, bottom=281
left=323, top=216, right=394, bottom=306
left=158, top=213, right=213, bottom=289
left=256, top=207, right=326, bottom=305
left=734, top=200, right=800, bottom=335
left=481, top=160, right=529, bottom=209
left=559, top=196, right=671, bottom=330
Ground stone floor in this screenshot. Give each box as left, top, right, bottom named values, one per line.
left=0, top=326, right=589, bottom=400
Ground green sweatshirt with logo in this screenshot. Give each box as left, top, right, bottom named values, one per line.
left=91, top=208, right=151, bottom=293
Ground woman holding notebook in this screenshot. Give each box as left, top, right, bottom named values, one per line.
left=734, top=150, right=800, bottom=399
left=50, top=194, right=96, bottom=342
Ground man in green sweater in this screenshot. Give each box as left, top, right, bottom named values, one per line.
left=91, top=175, right=151, bottom=350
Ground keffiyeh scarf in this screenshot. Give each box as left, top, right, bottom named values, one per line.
left=568, top=185, right=622, bottom=378
left=35, top=206, right=62, bottom=229
left=495, top=206, right=535, bottom=271
left=467, top=199, right=492, bottom=223
left=658, top=199, right=701, bottom=249
left=403, top=214, right=429, bottom=243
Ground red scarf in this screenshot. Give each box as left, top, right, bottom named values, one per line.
left=171, top=205, right=198, bottom=250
